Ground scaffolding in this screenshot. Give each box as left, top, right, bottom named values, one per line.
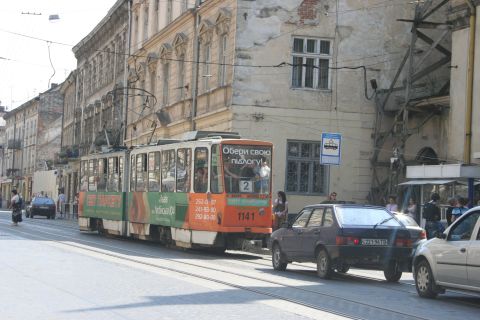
left=370, top=0, right=452, bottom=204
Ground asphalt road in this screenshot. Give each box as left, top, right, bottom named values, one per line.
left=0, top=211, right=479, bottom=320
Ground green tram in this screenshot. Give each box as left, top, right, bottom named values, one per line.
left=78, top=132, right=274, bottom=250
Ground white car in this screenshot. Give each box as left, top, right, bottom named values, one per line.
left=413, top=207, right=480, bottom=298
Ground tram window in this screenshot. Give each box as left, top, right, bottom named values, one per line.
left=80, top=160, right=88, bottom=192
left=148, top=152, right=161, bottom=192
left=119, top=156, right=124, bottom=191
left=108, top=157, right=119, bottom=192
left=177, top=148, right=192, bottom=192
left=161, top=149, right=175, bottom=192
left=210, top=145, right=224, bottom=193
left=136, top=153, right=147, bottom=192
left=97, top=158, right=107, bottom=192
left=130, top=155, right=136, bottom=191
left=88, top=159, right=98, bottom=191
left=194, top=147, right=208, bottom=193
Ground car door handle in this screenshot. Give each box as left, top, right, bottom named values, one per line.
left=460, top=248, right=466, bottom=253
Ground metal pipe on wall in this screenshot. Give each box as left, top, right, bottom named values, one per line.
left=464, top=0, right=476, bottom=164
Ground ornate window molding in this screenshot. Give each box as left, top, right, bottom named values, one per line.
left=199, top=20, right=214, bottom=44
left=159, top=43, right=173, bottom=64
left=173, top=33, right=188, bottom=57
left=147, top=52, right=158, bottom=73
left=215, top=8, right=232, bottom=35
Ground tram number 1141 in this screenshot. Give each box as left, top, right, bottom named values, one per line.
left=238, top=211, right=255, bottom=221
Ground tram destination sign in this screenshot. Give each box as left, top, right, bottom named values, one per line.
left=320, top=132, right=342, bottom=165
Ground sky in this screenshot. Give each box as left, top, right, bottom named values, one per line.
left=0, top=0, right=118, bottom=112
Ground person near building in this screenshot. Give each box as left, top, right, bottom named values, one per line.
left=73, top=193, right=79, bottom=218
left=10, top=189, right=22, bottom=226
left=445, top=197, right=457, bottom=226
left=386, top=196, right=398, bottom=212
left=451, top=197, right=469, bottom=223
left=57, top=190, right=66, bottom=219
left=423, top=193, right=442, bottom=239
left=273, top=191, right=288, bottom=230
left=321, top=191, right=338, bottom=204
left=405, top=198, right=418, bottom=221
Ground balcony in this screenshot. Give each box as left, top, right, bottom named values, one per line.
left=59, top=146, right=80, bottom=160
left=7, top=139, right=22, bottom=149
left=6, top=168, right=20, bottom=178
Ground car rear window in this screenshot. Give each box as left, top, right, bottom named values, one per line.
left=395, top=214, right=419, bottom=227
left=33, top=197, right=55, bottom=205
left=335, top=207, right=401, bottom=227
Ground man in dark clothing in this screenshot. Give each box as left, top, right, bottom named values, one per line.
left=445, top=197, right=457, bottom=226
left=423, top=193, right=442, bottom=239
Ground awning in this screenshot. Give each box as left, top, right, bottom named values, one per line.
left=398, top=179, right=456, bottom=186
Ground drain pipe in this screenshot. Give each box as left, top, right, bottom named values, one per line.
left=464, top=0, right=476, bottom=164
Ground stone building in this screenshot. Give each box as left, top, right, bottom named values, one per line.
left=59, top=0, right=129, bottom=211
left=125, top=0, right=439, bottom=211
left=1, top=84, right=63, bottom=202
left=58, top=71, right=81, bottom=205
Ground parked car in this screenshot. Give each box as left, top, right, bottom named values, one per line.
left=413, top=207, right=480, bottom=298
left=26, top=197, right=56, bottom=219
left=269, top=204, right=414, bottom=282
left=393, top=213, right=426, bottom=252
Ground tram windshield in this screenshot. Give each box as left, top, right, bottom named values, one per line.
left=222, top=144, right=272, bottom=194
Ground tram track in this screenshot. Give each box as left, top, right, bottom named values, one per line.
left=4, top=214, right=479, bottom=312
left=0, top=218, right=443, bottom=320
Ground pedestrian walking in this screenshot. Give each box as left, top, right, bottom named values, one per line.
left=273, top=191, right=288, bottom=230
left=57, top=190, right=66, bottom=219
left=10, top=189, right=22, bottom=226
left=423, top=193, right=442, bottom=239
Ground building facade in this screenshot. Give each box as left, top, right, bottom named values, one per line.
left=125, top=0, right=437, bottom=211
left=58, top=0, right=129, bottom=212
left=1, top=84, right=63, bottom=203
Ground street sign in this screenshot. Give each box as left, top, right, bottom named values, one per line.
left=320, top=132, right=342, bottom=165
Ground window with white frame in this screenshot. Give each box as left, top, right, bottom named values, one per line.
left=143, top=6, right=149, bottom=41
left=162, top=63, right=170, bottom=106
left=291, top=37, right=331, bottom=90
left=203, top=44, right=211, bottom=92
left=218, top=34, right=227, bottom=87
left=177, top=57, right=185, bottom=100
left=167, top=0, right=173, bottom=24
left=285, top=140, right=328, bottom=195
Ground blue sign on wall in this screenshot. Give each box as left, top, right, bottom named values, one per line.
left=320, top=132, right=342, bottom=165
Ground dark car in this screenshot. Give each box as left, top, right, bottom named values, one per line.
left=269, top=204, right=414, bottom=282
left=26, top=197, right=56, bottom=219
left=393, top=213, right=426, bottom=252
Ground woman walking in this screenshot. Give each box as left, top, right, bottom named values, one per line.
left=273, top=191, right=288, bottom=230
left=10, top=189, right=22, bottom=226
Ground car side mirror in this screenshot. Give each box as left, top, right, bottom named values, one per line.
left=436, top=232, right=447, bottom=240
left=281, top=222, right=290, bottom=229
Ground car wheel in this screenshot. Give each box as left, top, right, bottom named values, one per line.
left=47, top=215, right=50, bottom=219
left=272, top=244, right=287, bottom=271
left=415, top=260, right=438, bottom=298
left=51, top=213, right=56, bottom=220
left=316, top=249, right=333, bottom=279
left=336, top=263, right=350, bottom=274
left=384, top=261, right=402, bottom=282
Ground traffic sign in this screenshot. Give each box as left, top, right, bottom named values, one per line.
left=321, top=132, right=342, bottom=165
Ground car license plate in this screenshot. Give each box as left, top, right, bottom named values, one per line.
left=40, top=206, right=50, bottom=209
left=361, top=239, right=388, bottom=246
